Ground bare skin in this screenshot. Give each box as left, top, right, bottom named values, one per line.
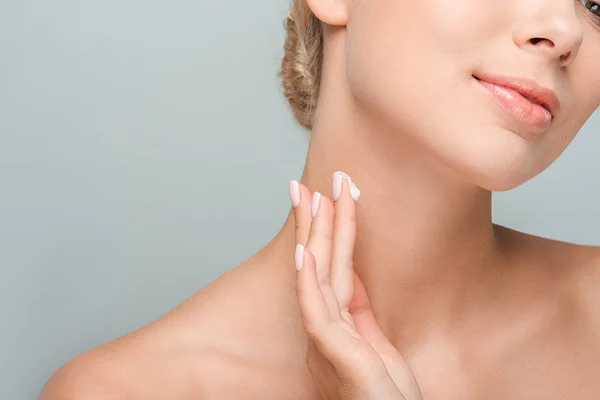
left=40, top=0, right=600, bottom=398
left=38, top=196, right=600, bottom=399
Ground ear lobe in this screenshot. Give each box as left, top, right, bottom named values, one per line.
left=305, top=0, right=349, bottom=26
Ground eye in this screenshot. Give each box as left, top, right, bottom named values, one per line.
left=580, top=0, right=600, bottom=19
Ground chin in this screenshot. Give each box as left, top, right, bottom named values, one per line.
left=467, top=168, right=536, bottom=192
left=439, top=125, right=551, bottom=192
left=419, top=120, right=548, bottom=192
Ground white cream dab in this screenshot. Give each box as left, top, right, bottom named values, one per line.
left=332, top=170, right=361, bottom=201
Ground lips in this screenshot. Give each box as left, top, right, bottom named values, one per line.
left=473, top=75, right=554, bottom=130
left=522, top=95, right=541, bottom=105
left=472, top=72, right=560, bottom=118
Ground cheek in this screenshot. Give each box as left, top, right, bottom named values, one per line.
left=343, top=1, right=595, bottom=192
left=345, top=0, right=504, bottom=92
left=344, top=5, right=533, bottom=191
left=345, top=5, right=448, bottom=140
left=344, top=0, right=504, bottom=134
left=571, top=35, right=600, bottom=113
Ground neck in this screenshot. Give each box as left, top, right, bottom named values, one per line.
left=298, top=123, right=507, bottom=347
left=265, top=29, right=514, bottom=356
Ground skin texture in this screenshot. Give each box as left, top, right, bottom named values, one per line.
left=39, top=0, right=600, bottom=399
left=293, top=176, right=424, bottom=400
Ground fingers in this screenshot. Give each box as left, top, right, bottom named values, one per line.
left=292, top=176, right=416, bottom=400
left=305, top=191, right=335, bottom=287
left=289, top=180, right=313, bottom=246
left=295, top=244, right=332, bottom=337
left=295, top=244, right=380, bottom=383
left=291, top=179, right=341, bottom=320
left=290, top=173, right=358, bottom=321
left=292, top=177, right=412, bottom=399
left=306, top=192, right=343, bottom=319
left=330, top=173, right=358, bottom=312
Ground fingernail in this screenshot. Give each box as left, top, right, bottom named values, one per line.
left=331, top=171, right=360, bottom=201
left=295, top=244, right=304, bottom=271
left=332, top=173, right=343, bottom=201
left=289, top=180, right=300, bottom=208
left=311, top=191, right=321, bottom=218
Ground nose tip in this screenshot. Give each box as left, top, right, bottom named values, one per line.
left=512, top=4, right=584, bottom=66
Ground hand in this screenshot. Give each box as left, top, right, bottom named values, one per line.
left=289, top=172, right=423, bottom=400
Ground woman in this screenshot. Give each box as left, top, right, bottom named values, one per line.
left=40, top=0, right=600, bottom=398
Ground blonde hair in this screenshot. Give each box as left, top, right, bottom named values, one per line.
left=278, top=2, right=324, bottom=130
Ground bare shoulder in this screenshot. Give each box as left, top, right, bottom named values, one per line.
left=564, top=241, right=600, bottom=329
left=511, top=225, right=600, bottom=324
left=496, top=224, right=600, bottom=274
left=496, top=224, right=600, bottom=320
left=38, top=307, right=212, bottom=399
left=39, top=256, right=315, bottom=400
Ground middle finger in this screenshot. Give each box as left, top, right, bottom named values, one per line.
left=306, top=191, right=335, bottom=287
left=330, top=172, right=359, bottom=313
left=305, top=190, right=342, bottom=319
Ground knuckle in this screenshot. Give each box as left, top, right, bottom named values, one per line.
left=295, top=221, right=309, bottom=238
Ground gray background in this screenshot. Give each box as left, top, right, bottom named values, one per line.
left=1, top=1, right=598, bottom=399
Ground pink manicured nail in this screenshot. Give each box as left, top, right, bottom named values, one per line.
left=295, top=244, right=304, bottom=271
left=311, top=192, right=321, bottom=218
left=289, top=180, right=300, bottom=208
left=332, top=173, right=343, bottom=201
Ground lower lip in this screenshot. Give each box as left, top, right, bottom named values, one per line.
left=474, top=76, right=552, bottom=130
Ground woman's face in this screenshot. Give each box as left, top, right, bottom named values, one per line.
left=343, top=0, right=600, bottom=190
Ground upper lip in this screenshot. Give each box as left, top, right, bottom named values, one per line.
left=473, top=72, right=561, bottom=118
